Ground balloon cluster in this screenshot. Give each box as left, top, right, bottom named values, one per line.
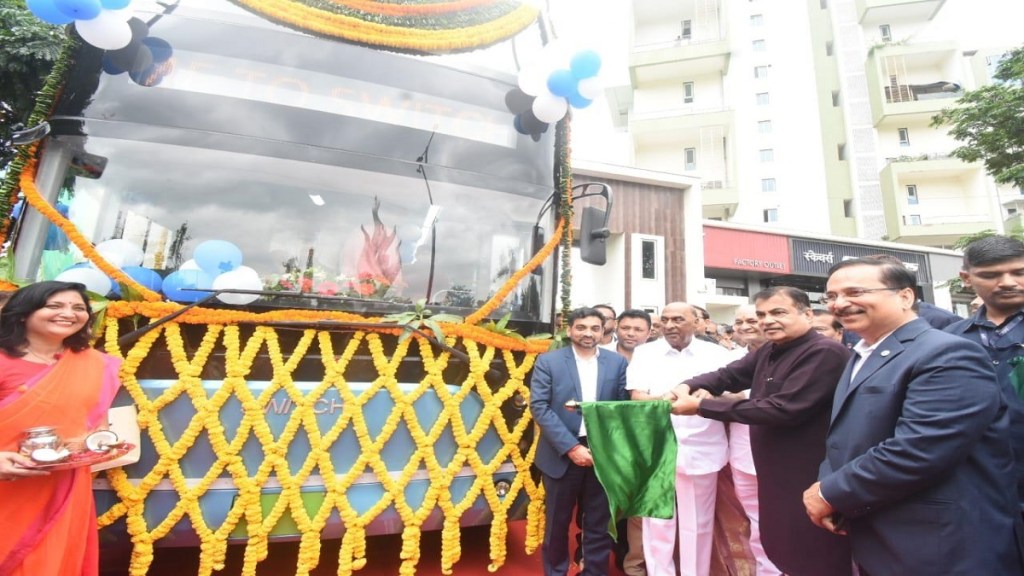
left=54, top=239, right=264, bottom=306
left=28, top=0, right=136, bottom=50
left=506, top=46, right=603, bottom=140
left=100, top=19, right=174, bottom=87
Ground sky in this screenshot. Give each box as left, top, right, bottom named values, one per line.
left=543, top=0, right=1024, bottom=165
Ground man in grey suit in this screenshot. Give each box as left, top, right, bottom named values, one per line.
left=530, top=307, right=630, bottom=576
left=803, top=257, right=1024, bottom=576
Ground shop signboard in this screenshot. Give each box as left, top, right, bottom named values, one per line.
left=791, top=239, right=931, bottom=284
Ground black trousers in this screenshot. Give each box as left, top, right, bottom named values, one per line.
left=542, top=461, right=613, bottom=576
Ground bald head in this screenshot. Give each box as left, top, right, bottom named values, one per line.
left=733, top=304, right=765, bottom=349
left=660, top=301, right=699, bottom=351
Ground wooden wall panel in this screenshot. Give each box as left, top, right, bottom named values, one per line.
left=571, top=174, right=688, bottom=309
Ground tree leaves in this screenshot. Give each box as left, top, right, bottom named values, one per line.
left=382, top=299, right=464, bottom=343
left=932, top=45, right=1024, bottom=189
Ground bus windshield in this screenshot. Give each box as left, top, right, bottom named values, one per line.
left=14, top=3, right=557, bottom=321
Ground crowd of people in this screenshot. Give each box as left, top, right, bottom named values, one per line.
left=529, top=236, right=1024, bottom=576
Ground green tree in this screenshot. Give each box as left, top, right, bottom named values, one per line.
left=932, top=46, right=1024, bottom=189
left=0, top=0, right=64, bottom=163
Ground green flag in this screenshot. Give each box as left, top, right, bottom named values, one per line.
left=1009, top=355, right=1024, bottom=400
left=581, top=400, right=677, bottom=537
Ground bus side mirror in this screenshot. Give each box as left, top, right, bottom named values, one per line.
left=579, top=206, right=610, bottom=266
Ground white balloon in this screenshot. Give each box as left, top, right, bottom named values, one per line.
left=532, top=91, right=568, bottom=123
left=180, top=259, right=201, bottom=271
left=97, top=250, right=125, bottom=269
left=577, top=76, right=602, bottom=100
left=213, top=267, right=263, bottom=305
left=96, top=239, right=144, bottom=267
left=75, top=11, right=132, bottom=50
left=517, top=64, right=548, bottom=96
left=56, top=267, right=113, bottom=296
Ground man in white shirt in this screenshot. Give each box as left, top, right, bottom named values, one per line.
left=627, top=301, right=732, bottom=576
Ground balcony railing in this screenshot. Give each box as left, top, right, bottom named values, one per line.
left=633, top=35, right=726, bottom=53
left=631, top=105, right=733, bottom=123
left=884, top=81, right=962, bottom=104
left=884, top=152, right=954, bottom=164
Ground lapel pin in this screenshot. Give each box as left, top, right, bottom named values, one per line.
left=880, top=350, right=891, bottom=357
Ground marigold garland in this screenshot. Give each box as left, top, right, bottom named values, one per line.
left=232, top=0, right=537, bottom=53
left=18, top=156, right=163, bottom=301
left=95, top=310, right=545, bottom=575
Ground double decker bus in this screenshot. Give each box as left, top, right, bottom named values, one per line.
left=1, top=1, right=603, bottom=573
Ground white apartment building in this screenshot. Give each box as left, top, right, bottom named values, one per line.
left=606, top=0, right=1019, bottom=248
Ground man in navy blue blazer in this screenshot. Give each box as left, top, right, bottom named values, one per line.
left=803, top=257, right=1024, bottom=576
left=530, top=307, right=630, bottom=576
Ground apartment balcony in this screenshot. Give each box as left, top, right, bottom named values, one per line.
left=856, top=0, right=946, bottom=25
left=630, top=37, right=731, bottom=85
left=701, top=180, right=739, bottom=220
left=629, top=106, right=734, bottom=148
left=865, top=41, right=962, bottom=127
left=880, top=156, right=995, bottom=246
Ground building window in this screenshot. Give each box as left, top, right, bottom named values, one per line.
left=758, top=120, right=773, bottom=133
left=843, top=199, right=854, bottom=218
left=879, top=24, right=891, bottom=42
left=907, top=184, right=919, bottom=205
left=761, top=178, right=776, bottom=192
left=681, top=20, right=692, bottom=40
left=750, top=14, right=764, bottom=26
left=838, top=143, right=846, bottom=160
left=763, top=208, right=779, bottom=222
left=641, top=240, right=657, bottom=279
left=760, top=149, right=774, bottom=162
left=826, top=41, right=833, bottom=56
left=831, top=90, right=841, bottom=107
left=820, top=0, right=827, bottom=8
left=904, top=214, right=921, bottom=225
left=683, top=81, right=694, bottom=104
left=753, top=39, right=767, bottom=52
left=756, top=92, right=770, bottom=105
left=754, top=65, right=769, bottom=79
left=685, top=147, right=697, bottom=170
left=898, top=128, right=910, bottom=147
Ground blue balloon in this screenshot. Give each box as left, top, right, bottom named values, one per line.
left=100, top=0, right=131, bottom=8
left=546, top=69, right=578, bottom=98
left=53, top=0, right=103, bottom=20
left=161, top=269, right=213, bottom=303
left=26, top=0, right=75, bottom=24
left=513, top=114, right=528, bottom=135
left=142, top=37, right=173, bottom=63
left=193, top=240, right=243, bottom=275
left=570, top=50, right=602, bottom=79
left=124, top=266, right=164, bottom=291
left=568, top=89, right=593, bottom=109
left=101, top=55, right=126, bottom=75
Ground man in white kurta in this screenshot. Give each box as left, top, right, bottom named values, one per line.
left=626, top=302, right=732, bottom=576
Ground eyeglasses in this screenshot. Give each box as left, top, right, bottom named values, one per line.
left=821, top=287, right=901, bottom=304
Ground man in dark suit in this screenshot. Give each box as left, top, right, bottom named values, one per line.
left=804, top=257, right=1024, bottom=576
left=530, top=307, right=630, bottom=576
left=946, top=234, right=1024, bottom=514
left=669, top=288, right=852, bottom=575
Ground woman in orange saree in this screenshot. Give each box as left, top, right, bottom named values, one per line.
left=0, top=281, right=121, bottom=576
